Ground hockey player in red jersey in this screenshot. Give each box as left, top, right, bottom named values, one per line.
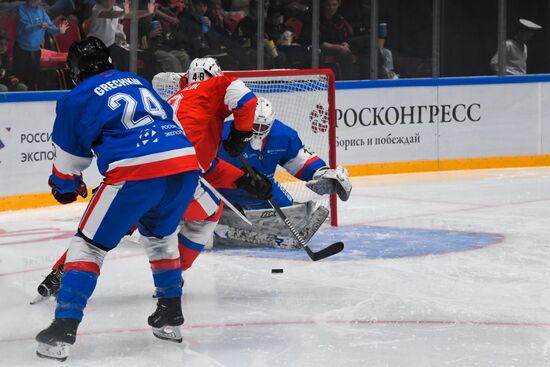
left=167, top=57, right=273, bottom=272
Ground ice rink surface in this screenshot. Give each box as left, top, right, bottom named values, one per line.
left=1, top=167, right=550, bottom=366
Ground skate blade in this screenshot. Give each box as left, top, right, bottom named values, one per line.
left=30, top=294, right=50, bottom=305
left=152, top=325, right=182, bottom=343
left=36, top=342, right=70, bottom=361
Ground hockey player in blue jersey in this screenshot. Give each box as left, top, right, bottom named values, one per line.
left=35, top=37, right=201, bottom=361
left=214, top=96, right=351, bottom=248
left=217, top=96, right=351, bottom=210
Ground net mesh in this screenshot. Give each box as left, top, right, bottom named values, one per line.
left=152, top=72, right=184, bottom=101
left=152, top=70, right=335, bottom=224
left=233, top=72, right=333, bottom=223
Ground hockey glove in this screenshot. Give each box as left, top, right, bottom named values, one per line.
left=235, top=167, right=273, bottom=200
left=305, top=166, right=352, bottom=201
left=223, top=124, right=253, bottom=157
left=48, top=176, right=88, bottom=205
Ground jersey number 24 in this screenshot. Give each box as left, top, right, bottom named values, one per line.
left=108, top=88, right=168, bottom=129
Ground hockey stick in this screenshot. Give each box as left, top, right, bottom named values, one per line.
left=238, top=154, right=344, bottom=261
left=199, top=176, right=252, bottom=226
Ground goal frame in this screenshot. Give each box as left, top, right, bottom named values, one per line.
left=225, top=69, right=338, bottom=226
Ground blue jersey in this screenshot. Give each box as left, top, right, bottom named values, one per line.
left=51, top=69, right=198, bottom=189
left=219, top=119, right=327, bottom=180
left=217, top=119, right=327, bottom=209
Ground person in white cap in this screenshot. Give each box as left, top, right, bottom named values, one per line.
left=490, top=18, right=542, bottom=75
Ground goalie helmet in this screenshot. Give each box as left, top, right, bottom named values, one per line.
left=251, top=96, right=275, bottom=150
left=67, top=36, right=113, bottom=85
left=187, top=57, right=223, bottom=85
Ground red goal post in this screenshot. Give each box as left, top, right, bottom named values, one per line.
left=225, top=69, right=338, bottom=226
left=152, top=68, right=339, bottom=226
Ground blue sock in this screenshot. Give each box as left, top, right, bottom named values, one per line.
left=152, top=268, right=182, bottom=298
left=55, top=270, right=98, bottom=320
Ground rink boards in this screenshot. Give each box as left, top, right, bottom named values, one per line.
left=2, top=74, right=550, bottom=210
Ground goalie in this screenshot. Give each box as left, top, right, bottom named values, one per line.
left=214, top=96, right=352, bottom=249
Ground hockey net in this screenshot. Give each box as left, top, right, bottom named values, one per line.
left=153, top=69, right=338, bottom=226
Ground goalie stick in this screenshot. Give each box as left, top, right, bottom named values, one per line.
left=238, top=155, right=344, bottom=261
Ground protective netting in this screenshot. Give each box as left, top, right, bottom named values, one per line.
left=233, top=72, right=333, bottom=224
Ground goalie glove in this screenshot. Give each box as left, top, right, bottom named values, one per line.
left=235, top=167, right=273, bottom=200
left=305, top=166, right=352, bottom=201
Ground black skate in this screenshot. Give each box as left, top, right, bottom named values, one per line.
left=31, top=265, right=64, bottom=305
left=148, top=297, right=184, bottom=343
left=36, top=318, right=80, bottom=361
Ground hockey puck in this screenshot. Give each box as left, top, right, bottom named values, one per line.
left=271, top=269, right=284, bottom=273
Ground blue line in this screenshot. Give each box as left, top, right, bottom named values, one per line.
left=3, top=74, right=550, bottom=102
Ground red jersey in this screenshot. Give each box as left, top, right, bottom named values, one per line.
left=168, top=75, right=256, bottom=172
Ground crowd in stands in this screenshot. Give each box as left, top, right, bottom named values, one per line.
left=0, top=0, right=404, bottom=90
left=1, top=0, right=542, bottom=91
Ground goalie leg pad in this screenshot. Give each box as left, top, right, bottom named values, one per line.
left=214, top=202, right=329, bottom=248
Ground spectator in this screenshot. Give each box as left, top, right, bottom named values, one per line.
left=151, top=0, right=182, bottom=29
left=170, top=0, right=238, bottom=69
left=86, top=0, right=133, bottom=71
left=43, top=0, right=76, bottom=19
left=233, top=0, right=285, bottom=69
left=0, top=30, right=28, bottom=92
left=73, top=0, right=97, bottom=26
left=490, top=18, right=542, bottom=75
left=140, top=13, right=191, bottom=73
left=207, top=0, right=230, bottom=37
left=206, top=0, right=247, bottom=69
left=13, top=0, right=69, bottom=90
left=318, top=0, right=354, bottom=79
left=169, top=0, right=210, bottom=60
left=265, top=4, right=308, bottom=68
left=378, top=23, right=398, bottom=79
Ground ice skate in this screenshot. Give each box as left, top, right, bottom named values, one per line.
left=148, top=297, right=184, bottom=343
left=31, top=265, right=64, bottom=305
left=36, top=318, right=79, bottom=361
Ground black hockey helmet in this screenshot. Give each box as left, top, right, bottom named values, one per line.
left=67, top=36, right=114, bottom=85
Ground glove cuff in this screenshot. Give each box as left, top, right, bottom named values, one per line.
left=312, top=166, right=329, bottom=180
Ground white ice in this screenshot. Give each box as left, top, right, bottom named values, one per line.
left=1, top=167, right=550, bottom=366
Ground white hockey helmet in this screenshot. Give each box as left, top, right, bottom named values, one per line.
left=187, top=57, right=223, bottom=84
left=251, top=96, right=275, bottom=150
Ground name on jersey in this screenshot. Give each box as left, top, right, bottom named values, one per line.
left=94, top=78, right=143, bottom=96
